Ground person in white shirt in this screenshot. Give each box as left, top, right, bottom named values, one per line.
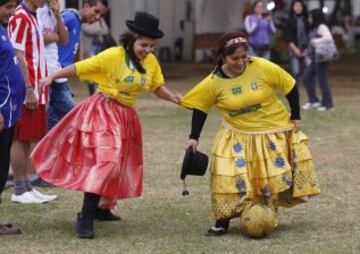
left=37, top=0, right=74, bottom=132
left=35, top=0, right=68, bottom=188
left=302, top=9, right=334, bottom=111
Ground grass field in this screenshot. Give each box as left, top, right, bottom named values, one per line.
left=0, top=62, right=359, bottom=254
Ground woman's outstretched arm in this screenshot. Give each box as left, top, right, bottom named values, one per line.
left=153, top=85, right=182, bottom=104
left=39, top=65, right=76, bottom=90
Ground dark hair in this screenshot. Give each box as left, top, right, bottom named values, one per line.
left=119, top=31, right=146, bottom=74
left=84, top=0, right=104, bottom=7
left=252, top=0, right=264, bottom=11
left=310, top=9, right=325, bottom=28
left=213, top=31, right=250, bottom=74
left=289, top=0, right=308, bottom=17
left=101, top=0, right=108, bottom=7
left=0, top=0, right=12, bottom=6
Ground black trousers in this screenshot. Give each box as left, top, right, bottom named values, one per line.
left=303, top=60, right=333, bottom=108
left=0, top=126, right=14, bottom=194
left=82, top=192, right=100, bottom=217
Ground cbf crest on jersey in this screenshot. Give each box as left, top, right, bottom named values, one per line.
left=124, top=76, right=134, bottom=83
left=231, top=86, right=242, bottom=95
left=250, top=81, right=258, bottom=90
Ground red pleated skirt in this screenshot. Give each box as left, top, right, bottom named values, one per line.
left=30, top=94, right=143, bottom=205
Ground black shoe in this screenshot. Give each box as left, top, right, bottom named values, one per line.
left=205, top=226, right=228, bottom=237
left=0, top=222, right=13, bottom=228
left=31, top=178, right=55, bottom=188
left=205, top=220, right=229, bottom=237
left=0, top=224, right=21, bottom=235
left=76, top=213, right=95, bottom=239
left=95, top=208, right=121, bottom=221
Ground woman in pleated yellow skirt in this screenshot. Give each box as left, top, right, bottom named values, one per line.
left=180, top=31, right=320, bottom=236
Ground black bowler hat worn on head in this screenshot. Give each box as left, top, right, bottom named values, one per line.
left=181, top=146, right=209, bottom=195
left=125, top=12, right=164, bottom=39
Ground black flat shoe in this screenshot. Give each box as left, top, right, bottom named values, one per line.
left=0, top=222, right=13, bottom=228
left=205, top=226, right=228, bottom=237
left=31, top=178, right=55, bottom=188
left=76, top=213, right=95, bottom=239
left=0, top=224, right=21, bottom=235
left=95, top=208, right=121, bottom=221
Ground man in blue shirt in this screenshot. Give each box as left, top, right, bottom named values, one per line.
left=0, top=0, right=24, bottom=235
left=47, top=0, right=107, bottom=129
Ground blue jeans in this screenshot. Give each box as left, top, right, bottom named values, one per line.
left=249, top=45, right=270, bottom=60
left=289, top=54, right=311, bottom=98
left=87, top=82, right=96, bottom=96
left=303, top=59, right=333, bottom=108
left=47, top=81, right=75, bottom=130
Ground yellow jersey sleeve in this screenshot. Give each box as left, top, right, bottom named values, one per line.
left=180, top=74, right=216, bottom=113
left=261, top=59, right=295, bottom=95
left=75, top=48, right=115, bottom=85
left=147, top=54, right=165, bottom=91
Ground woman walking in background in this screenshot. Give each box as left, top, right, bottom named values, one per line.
left=31, top=12, right=180, bottom=239
left=180, top=31, right=320, bottom=236
left=302, top=9, right=335, bottom=111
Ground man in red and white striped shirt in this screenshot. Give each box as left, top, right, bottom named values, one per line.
left=7, top=0, right=57, bottom=204
left=8, top=1, right=48, bottom=104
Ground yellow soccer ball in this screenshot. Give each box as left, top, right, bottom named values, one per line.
left=240, top=203, right=277, bottom=238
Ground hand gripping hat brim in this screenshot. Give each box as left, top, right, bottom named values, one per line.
left=125, top=11, right=164, bottom=39
left=181, top=147, right=208, bottom=180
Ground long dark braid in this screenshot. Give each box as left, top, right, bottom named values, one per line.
left=119, top=31, right=146, bottom=74
left=213, top=43, right=224, bottom=75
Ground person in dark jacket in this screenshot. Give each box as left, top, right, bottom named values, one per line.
left=284, top=0, right=310, bottom=89
left=0, top=0, right=24, bottom=235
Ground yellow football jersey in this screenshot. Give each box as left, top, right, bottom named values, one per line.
left=75, top=47, right=164, bottom=106
left=180, top=57, right=296, bottom=132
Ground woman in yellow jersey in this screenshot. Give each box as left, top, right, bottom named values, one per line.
left=30, top=12, right=180, bottom=239
left=180, top=31, right=320, bottom=236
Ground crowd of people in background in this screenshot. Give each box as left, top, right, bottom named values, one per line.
left=244, top=0, right=335, bottom=111
left=0, top=0, right=109, bottom=235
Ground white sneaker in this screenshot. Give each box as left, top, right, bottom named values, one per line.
left=317, top=106, right=334, bottom=111
left=11, top=192, right=48, bottom=204
left=302, top=102, right=321, bottom=110
left=29, top=188, right=57, bottom=202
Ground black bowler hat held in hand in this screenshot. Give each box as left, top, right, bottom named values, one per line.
left=125, top=12, right=164, bottom=39
left=181, top=146, right=209, bottom=196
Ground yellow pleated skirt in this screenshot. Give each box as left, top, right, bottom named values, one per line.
left=210, top=122, right=320, bottom=220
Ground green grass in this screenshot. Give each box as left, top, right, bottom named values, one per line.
left=0, top=64, right=359, bottom=253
